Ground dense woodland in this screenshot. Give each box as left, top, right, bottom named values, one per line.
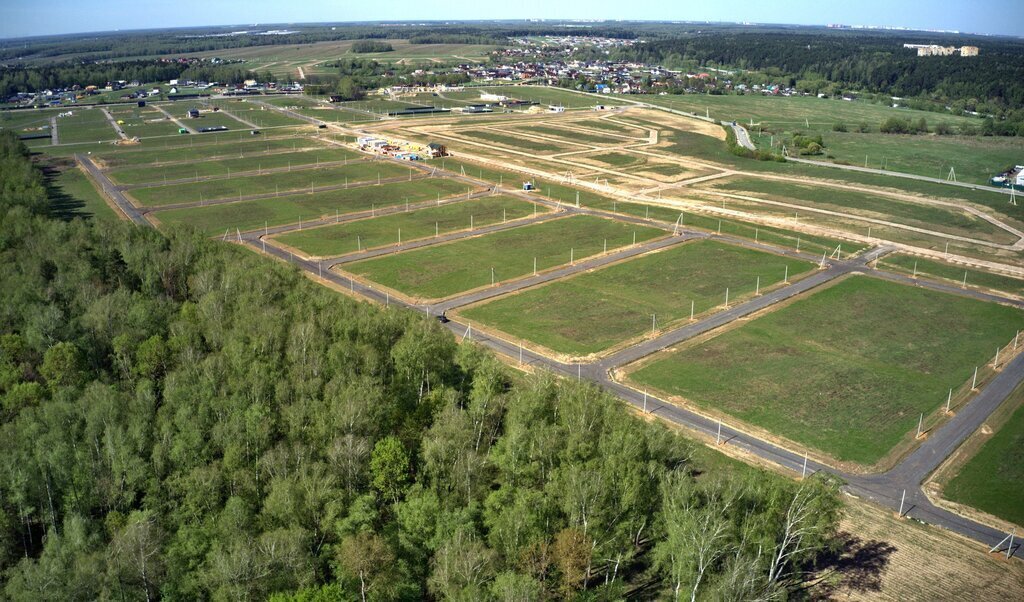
left=0, top=130, right=843, bottom=599
left=614, top=33, right=1024, bottom=115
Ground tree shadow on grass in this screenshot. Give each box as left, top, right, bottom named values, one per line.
left=808, top=530, right=897, bottom=599
left=39, top=158, right=90, bottom=221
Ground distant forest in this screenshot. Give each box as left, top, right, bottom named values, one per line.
left=614, top=33, right=1024, bottom=114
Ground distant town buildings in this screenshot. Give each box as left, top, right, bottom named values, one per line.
left=902, top=44, right=979, bottom=57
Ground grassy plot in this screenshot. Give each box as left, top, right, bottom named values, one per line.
left=58, top=109, right=119, bottom=144
left=585, top=151, right=648, bottom=168
left=640, top=93, right=979, bottom=132
left=434, top=157, right=866, bottom=256
left=109, top=147, right=360, bottom=185
left=818, top=133, right=1024, bottom=186
left=153, top=178, right=471, bottom=235
left=880, top=254, right=1024, bottom=298
left=44, top=159, right=118, bottom=221
left=510, top=124, right=628, bottom=146
left=274, top=195, right=541, bottom=257
left=93, top=136, right=327, bottom=168
left=345, top=215, right=664, bottom=300
left=188, top=112, right=242, bottom=131
left=454, top=129, right=580, bottom=153
left=131, top=161, right=412, bottom=206
left=461, top=240, right=813, bottom=356
left=943, top=398, right=1024, bottom=526
left=627, top=276, right=1024, bottom=465
left=708, top=177, right=1014, bottom=243
left=215, top=107, right=310, bottom=128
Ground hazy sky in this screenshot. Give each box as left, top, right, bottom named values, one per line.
left=3, top=0, right=1023, bottom=39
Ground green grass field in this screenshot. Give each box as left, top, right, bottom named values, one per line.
left=94, top=136, right=327, bottom=168
left=435, top=157, right=866, bottom=256
left=215, top=106, right=310, bottom=128
left=446, top=86, right=626, bottom=109
left=879, top=254, right=1024, bottom=297
left=130, top=161, right=412, bottom=206
left=944, top=397, right=1024, bottom=526
left=153, top=178, right=471, bottom=235
left=44, top=159, right=118, bottom=221
left=814, top=133, right=1024, bottom=186
left=187, top=111, right=242, bottom=131
left=511, top=124, right=629, bottom=146
left=585, top=151, right=648, bottom=168
left=109, top=147, right=360, bottom=185
left=345, top=215, right=664, bottom=300
left=274, top=195, right=541, bottom=256
left=640, top=93, right=980, bottom=133
left=461, top=240, right=813, bottom=355
left=709, top=177, right=1015, bottom=243
left=58, top=109, right=119, bottom=144
left=628, top=276, right=1024, bottom=464
left=456, top=128, right=580, bottom=153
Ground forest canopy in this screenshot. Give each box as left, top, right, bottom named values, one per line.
left=0, top=130, right=842, bottom=600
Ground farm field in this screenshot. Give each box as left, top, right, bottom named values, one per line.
left=460, top=240, right=814, bottom=356
left=879, top=254, right=1024, bottom=297
left=343, top=215, right=664, bottom=300
left=108, top=147, right=360, bottom=185
left=57, top=108, right=118, bottom=144
left=273, top=195, right=541, bottom=257
left=433, top=156, right=866, bottom=256
left=942, top=398, right=1024, bottom=526
left=211, top=104, right=311, bottom=128
left=705, top=176, right=1016, bottom=243
left=129, top=160, right=412, bottom=206
left=152, top=178, right=471, bottom=235
left=445, top=86, right=626, bottom=108
left=817, top=133, right=1024, bottom=186
left=92, top=135, right=327, bottom=168
left=453, top=128, right=582, bottom=153
left=44, top=159, right=118, bottom=221
left=626, top=275, right=1024, bottom=465
left=639, top=92, right=981, bottom=132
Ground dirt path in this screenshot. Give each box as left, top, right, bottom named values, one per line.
left=151, top=104, right=196, bottom=134
left=100, top=108, right=129, bottom=140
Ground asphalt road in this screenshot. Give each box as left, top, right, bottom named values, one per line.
left=76, top=154, right=150, bottom=225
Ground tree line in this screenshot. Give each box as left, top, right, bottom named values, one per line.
left=0, top=130, right=843, bottom=599
left=0, top=60, right=269, bottom=101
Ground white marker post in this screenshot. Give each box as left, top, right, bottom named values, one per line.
left=946, top=388, right=953, bottom=414
left=898, top=489, right=906, bottom=517
left=802, top=455, right=808, bottom=479
left=916, top=413, right=924, bottom=439
left=690, top=300, right=695, bottom=321
left=972, top=366, right=979, bottom=390
left=643, top=389, right=648, bottom=413
left=716, top=420, right=722, bottom=445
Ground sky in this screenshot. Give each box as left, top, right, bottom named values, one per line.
left=2, top=0, right=1023, bottom=40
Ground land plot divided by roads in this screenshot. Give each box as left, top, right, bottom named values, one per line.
left=941, top=395, right=1024, bottom=526
left=273, top=195, right=543, bottom=257
left=92, top=136, right=326, bottom=169
left=129, top=160, right=412, bottom=206
left=701, top=176, right=1018, bottom=244
left=108, top=147, right=360, bottom=185
left=342, top=214, right=664, bottom=301
left=152, top=177, right=471, bottom=235
left=625, top=275, right=1024, bottom=466
left=459, top=239, right=814, bottom=357
left=880, top=253, right=1024, bottom=298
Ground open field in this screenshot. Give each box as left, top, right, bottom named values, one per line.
left=811, top=498, right=1024, bottom=600
left=292, top=107, right=381, bottom=124
left=152, top=178, right=471, bottom=235
left=942, top=394, right=1024, bottom=526
left=344, top=215, right=664, bottom=300
left=433, top=156, right=866, bottom=256
left=705, top=176, right=1016, bottom=243
left=57, top=108, right=118, bottom=144
left=880, top=254, right=1024, bottom=298
left=508, top=123, right=639, bottom=146
left=454, top=128, right=583, bottom=153
left=92, top=135, right=326, bottom=168
left=205, top=102, right=311, bottom=128
left=460, top=240, right=814, bottom=356
left=273, top=195, right=540, bottom=257
left=640, top=93, right=981, bottom=133
left=43, top=158, right=117, bottom=221
left=129, top=160, right=412, bottom=206
left=184, top=111, right=242, bottom=131
left=443, top=86, right=627, bottom=108
left=813, top=133, right=1024, bottom=186
left=108, top=147, right=360, bottom=185
left=627, top=275, right=1024, bottom=465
